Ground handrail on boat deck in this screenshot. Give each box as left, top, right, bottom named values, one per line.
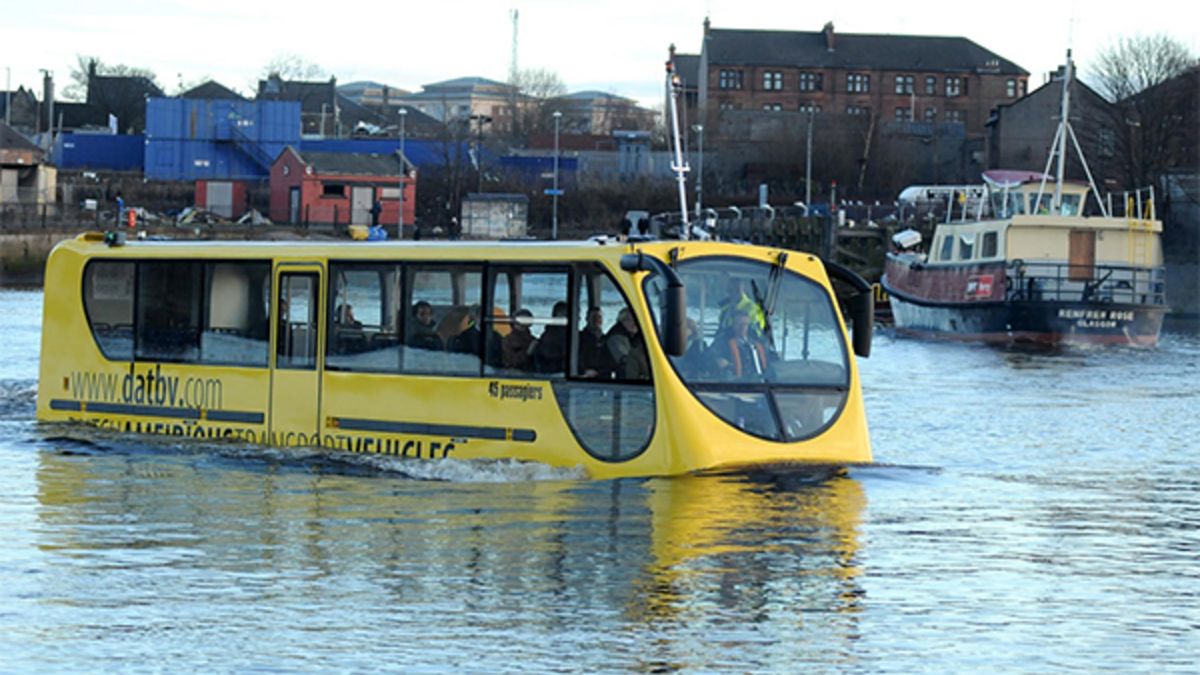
left=1005, top=260, right=1166, bottom=306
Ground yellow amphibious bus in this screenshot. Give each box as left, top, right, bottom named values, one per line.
left=37, top=232, right=873, bottom=479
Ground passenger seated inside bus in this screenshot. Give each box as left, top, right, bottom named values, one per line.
left=334, top=304, right=361, bottom=327
left=675, top=318, right=710, bottom=378
left=577, top=306, right=615, bottom=379
left=449, top=304, right=502, bottom=367
left=531, top=301, right=568, bottom=374
left=606, top=307, right=650, bottom=381
left=502, top=308, right=536, bottom=371
left=407, top=300, right=442, bottom=351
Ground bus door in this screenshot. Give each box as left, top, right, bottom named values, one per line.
left=271, top=264, right=324, bottom=444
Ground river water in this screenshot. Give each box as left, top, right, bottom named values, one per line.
left=1, top=287, right=1197, bottom=674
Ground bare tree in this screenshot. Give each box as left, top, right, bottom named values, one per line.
left=504, top=67, right=568, bottom=142
left=1086, top=34, right=1199, bottom=192
left=62, top=55, right=161, bottom=101
left=260, top=54, right=328, bottom=82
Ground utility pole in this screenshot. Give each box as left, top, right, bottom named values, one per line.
left=398, top=107, right=407, bottom=236
left=805, top=107, right=813, bottom=213
left=552, top=110, right=562, bottom=240
left=692, top=124, right=704, bottom=221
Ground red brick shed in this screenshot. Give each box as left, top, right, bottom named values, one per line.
left=269, top=146, right=415, bottom=229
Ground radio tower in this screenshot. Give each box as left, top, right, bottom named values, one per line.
left=509, top=9, right=519, bottom=82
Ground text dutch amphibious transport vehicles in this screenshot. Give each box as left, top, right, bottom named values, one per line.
left=37, top=234, right=874, bottom=479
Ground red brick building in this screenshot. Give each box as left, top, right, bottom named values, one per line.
left=698, top=20, right=1029, bottom=139
left=269, top=147, right=415, bottom=228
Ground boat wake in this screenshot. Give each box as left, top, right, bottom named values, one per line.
left=0, top=379, right=37, bottom=419
left=32, top=423, right=588, bottom=484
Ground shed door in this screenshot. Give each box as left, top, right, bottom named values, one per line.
left=1068, top=230, right=1096, bottom=282
left=208, top=181, right=234, bottom=218
left=351, top=187, right=373, bottom=225
left=289, top=187, right=301, bottom=224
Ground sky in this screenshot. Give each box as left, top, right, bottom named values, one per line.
left=3, top=0, right=1197, bottom=108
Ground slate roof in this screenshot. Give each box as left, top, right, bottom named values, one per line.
left=705, top=29, right=1027, bottom=75
left=423, top=76, right=511, bottom=90
left=298, top=150, right=404, bottom=177
left=257, top=77, right=337, bottom=114
left=0, top=121, right=39, bottom=150
left=183, top=81, right=245, bottom=100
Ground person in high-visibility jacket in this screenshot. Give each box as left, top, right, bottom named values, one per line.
left=717, top=275, right=765, bottom=341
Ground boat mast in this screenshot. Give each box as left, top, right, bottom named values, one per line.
left=1052, top=50, right=1072, bottom=210
left=666, top=54, right=691, bottom=239
left=1036, top=49, right=1111, bottom=217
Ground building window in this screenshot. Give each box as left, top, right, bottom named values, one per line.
left=1098, top=129, right=1116, bottom=157
left=925, top=76, right=937, bottom=95
left=847, top=73, right=870, bottom=93
left=799, top=103, right=821, bottom=114
left=763, top=103, right=782, bottom=112
left=719, top=69, right=744, bottom=90
left=946, top=109, right=965, bottom=124
left=924, top=107, right=938, bottom=122
left=799, top=72, right=823, bottom=92
left=847, top=106, right=869, bottom=116
left=719, top=101, right=736, bottom=111
left=894, top=107, right=913, bottom=121
left=763, top=71, right=783, bottom=90
left=946, top=77, right=962, bottom=97
left=895, top=75, right=914, bottom=95
left=1006, top=79, right=1017, bottom=98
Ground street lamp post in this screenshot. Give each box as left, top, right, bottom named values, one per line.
left=552, top=110, right=562, bottom=240
left=805, top=107, right=813, bottom=215
left=398, top=107, right=407, bottom=236
left=692, top=124, right=703, bottom=222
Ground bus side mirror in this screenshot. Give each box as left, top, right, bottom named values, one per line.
left=823, top=260, right=873, bottom=358
left=621, top=252, right=687, bottom=357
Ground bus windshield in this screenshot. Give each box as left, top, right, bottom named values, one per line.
left=643, top=256, right=850, bottom=441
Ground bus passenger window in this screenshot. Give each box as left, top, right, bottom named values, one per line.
left=571, top=266, right=648, bottom=382
left=326, top=263, right=400, bottom=372
left=487, top=267, right=570, bottom=377
left=83, top=260, right=135, bottom=361
left=136, top=261, right=203, bottom=362
left=277, top=273, right=318, bottom=370
left=404, top=265, right=483, bottom=375
left=201, top=262, right=271, bottom=367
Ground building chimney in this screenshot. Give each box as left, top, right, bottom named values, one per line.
left=704, top=16, right=711, bottom=36
left=824, top=22, right=835, bottom=52
left=41, top=70, right=54, bottom=135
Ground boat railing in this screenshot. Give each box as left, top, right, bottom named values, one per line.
left=1006, top=260, right=1166, bottom=306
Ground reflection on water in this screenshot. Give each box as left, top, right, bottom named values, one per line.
left=23, top=439, right=868, bottom=673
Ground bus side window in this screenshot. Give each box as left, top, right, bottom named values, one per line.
left=405, top=265, right=483, bottom=375
left=83, top=260, right=135, bottom=361
left=326, top=263, right=399, bottom=371
left=486, top=266, right=570, bottom=377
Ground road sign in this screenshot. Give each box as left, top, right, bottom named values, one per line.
left=544, top=189, right=564, bottom=196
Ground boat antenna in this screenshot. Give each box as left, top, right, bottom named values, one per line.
left=666, top=53, right=691, bottom=239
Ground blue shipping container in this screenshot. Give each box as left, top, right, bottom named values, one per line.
left=53, top=133, right=145, bottom=171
